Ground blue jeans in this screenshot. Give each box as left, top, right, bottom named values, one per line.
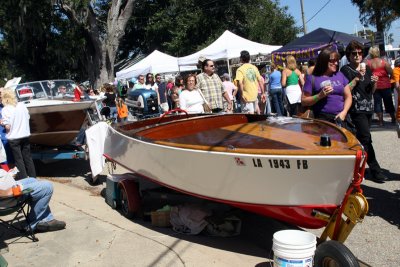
left=17, top=178, right=54, bottom=229
left=109, top=106, right=118, bottom=120
left=270, top=88, right=284, bottom=116
left=373, top=88, right=394, bottom=113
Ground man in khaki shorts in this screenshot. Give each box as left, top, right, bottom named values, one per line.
left=235, top=50, right=265, bottom=113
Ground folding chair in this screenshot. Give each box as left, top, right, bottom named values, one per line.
left=0, top=188, right=38, bottom=242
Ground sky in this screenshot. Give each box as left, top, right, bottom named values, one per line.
left=279, top=0, right=400, bottom=48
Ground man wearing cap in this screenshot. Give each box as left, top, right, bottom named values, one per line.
left=196, top=59, right=232, bottom=113
left=235, top=50, right=265, bottom=114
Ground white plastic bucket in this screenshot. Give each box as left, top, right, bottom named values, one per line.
left=272, top=230, right=316, bottom=267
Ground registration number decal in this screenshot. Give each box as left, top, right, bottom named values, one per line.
left=251, top=158, right=309, bottom=169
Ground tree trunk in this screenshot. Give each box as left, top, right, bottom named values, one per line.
left=57, top=0, right=135, bottom=89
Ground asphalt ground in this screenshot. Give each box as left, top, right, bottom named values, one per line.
left=0, top=116, right=399, bottom=266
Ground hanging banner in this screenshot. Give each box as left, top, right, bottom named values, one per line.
left=271, top=43, right=338, bottom=68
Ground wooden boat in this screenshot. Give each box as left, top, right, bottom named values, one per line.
left=103, top=113, right=367, bottom=233
left=14, top=80, right=97, bottom=147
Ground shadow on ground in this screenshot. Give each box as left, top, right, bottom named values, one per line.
left=362, top=184, right=400, bottom=228
left=35, top=159, right=92, bottom=179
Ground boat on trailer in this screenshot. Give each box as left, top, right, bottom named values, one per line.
left=102, top=112, right=368, bottom=242
left=14, top=80, right=98, bottom=147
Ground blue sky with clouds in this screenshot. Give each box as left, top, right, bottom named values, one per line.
left=279, top=0, right=400, bottom=47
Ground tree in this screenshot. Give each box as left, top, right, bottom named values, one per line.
left=386, top=33, right=394, bottom=45
left=117, top=0, right=298, bottom=61
left=0, top=0, right=89, bottom=82
left=356, top=28, right=375, bottom=43
left=54, top=0, right=135, bottom=88
left=0, top=0, right=298, bottom=85
left=351, top=0, right=399, bottom=33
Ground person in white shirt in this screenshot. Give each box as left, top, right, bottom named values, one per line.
left=0, top=88, right=36, bottom=179
left=179, top=74, right=204, bottom=114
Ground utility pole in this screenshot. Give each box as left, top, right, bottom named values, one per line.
left=300, top=0, right=307, bottom=34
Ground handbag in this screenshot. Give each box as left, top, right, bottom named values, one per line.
left=198, top=89, right=212, bottom=113
left=298, top=106, right=314, bottom=118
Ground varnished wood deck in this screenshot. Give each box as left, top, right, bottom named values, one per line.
left=120, top=114, right=360, bottom=156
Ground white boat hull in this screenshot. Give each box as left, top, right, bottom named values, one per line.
left=104, top=127, right=355, bottom=207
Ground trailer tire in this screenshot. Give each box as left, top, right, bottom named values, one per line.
left=120, top=186, right=135, bottom=219
left=118, top=179, right=141, bottom=219
left=314, top=240, right=359, bottom=267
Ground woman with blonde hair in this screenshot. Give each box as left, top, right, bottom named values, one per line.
left=282, top=55, right=304, bottom=116
left=0, top=88, right=36, bottom=179
left=367, top=46, right=395, bottom=125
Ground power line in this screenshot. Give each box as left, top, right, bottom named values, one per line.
left=306, top=0, right=331, bottom=24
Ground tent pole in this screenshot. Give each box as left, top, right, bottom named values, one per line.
left=227, top=58, right=232, bottom=79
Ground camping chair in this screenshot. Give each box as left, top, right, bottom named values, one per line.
left=0, top=188, right=38, bottom=242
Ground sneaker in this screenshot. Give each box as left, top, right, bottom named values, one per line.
left=371, top=171, right=388, bottom=183
left=36, top=219, right=66, bottom=232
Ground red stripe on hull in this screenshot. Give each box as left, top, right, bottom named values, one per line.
left=105, top=154, right=335, bottom=229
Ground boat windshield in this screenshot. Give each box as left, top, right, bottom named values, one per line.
left=44, top=80, right=77, bottom=98
left=15, top=80, right=77, bottom=101
left=15, top=82, right=47, bottom=101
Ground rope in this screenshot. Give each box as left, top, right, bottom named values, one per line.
left=332, top=149, right=366, bottom=239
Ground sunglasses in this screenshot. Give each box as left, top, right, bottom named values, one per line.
left=208, top=65, right=214, bottom=67
left=351, top=51, right=363, bottom=56
left=328, top=58, right=338, bottom=63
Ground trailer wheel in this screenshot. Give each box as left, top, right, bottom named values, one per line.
left=118, top=179, right=142, bottom=219
left=120, top=186, right=135, bottom=219
left=314, top=240, right=359, bottom=267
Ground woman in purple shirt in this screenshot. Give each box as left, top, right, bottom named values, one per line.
left=301, top=47, right=352, bottom=124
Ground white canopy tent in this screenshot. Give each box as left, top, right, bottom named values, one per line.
left=116, top=50, right=196, bottom=80
left=177, top=30, right=282, bottom=67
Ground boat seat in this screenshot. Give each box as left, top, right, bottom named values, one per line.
left=0, top=188, right=38, bottom=242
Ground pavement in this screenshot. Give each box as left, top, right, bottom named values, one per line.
left=0, top=116, right=399, bottom=267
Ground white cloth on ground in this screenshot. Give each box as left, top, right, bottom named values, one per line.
left=170, top=204, right=212, bottom=235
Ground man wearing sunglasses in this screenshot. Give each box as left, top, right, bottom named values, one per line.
left=196, top=59, right=232, bottom=113
left=133, top=74, right=146, bottom=91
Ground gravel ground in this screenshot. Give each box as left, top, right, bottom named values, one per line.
left=35, top=116, right=400, bottom=266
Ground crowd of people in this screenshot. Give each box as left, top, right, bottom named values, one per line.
left=300, top=41, right=398, bottom=183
